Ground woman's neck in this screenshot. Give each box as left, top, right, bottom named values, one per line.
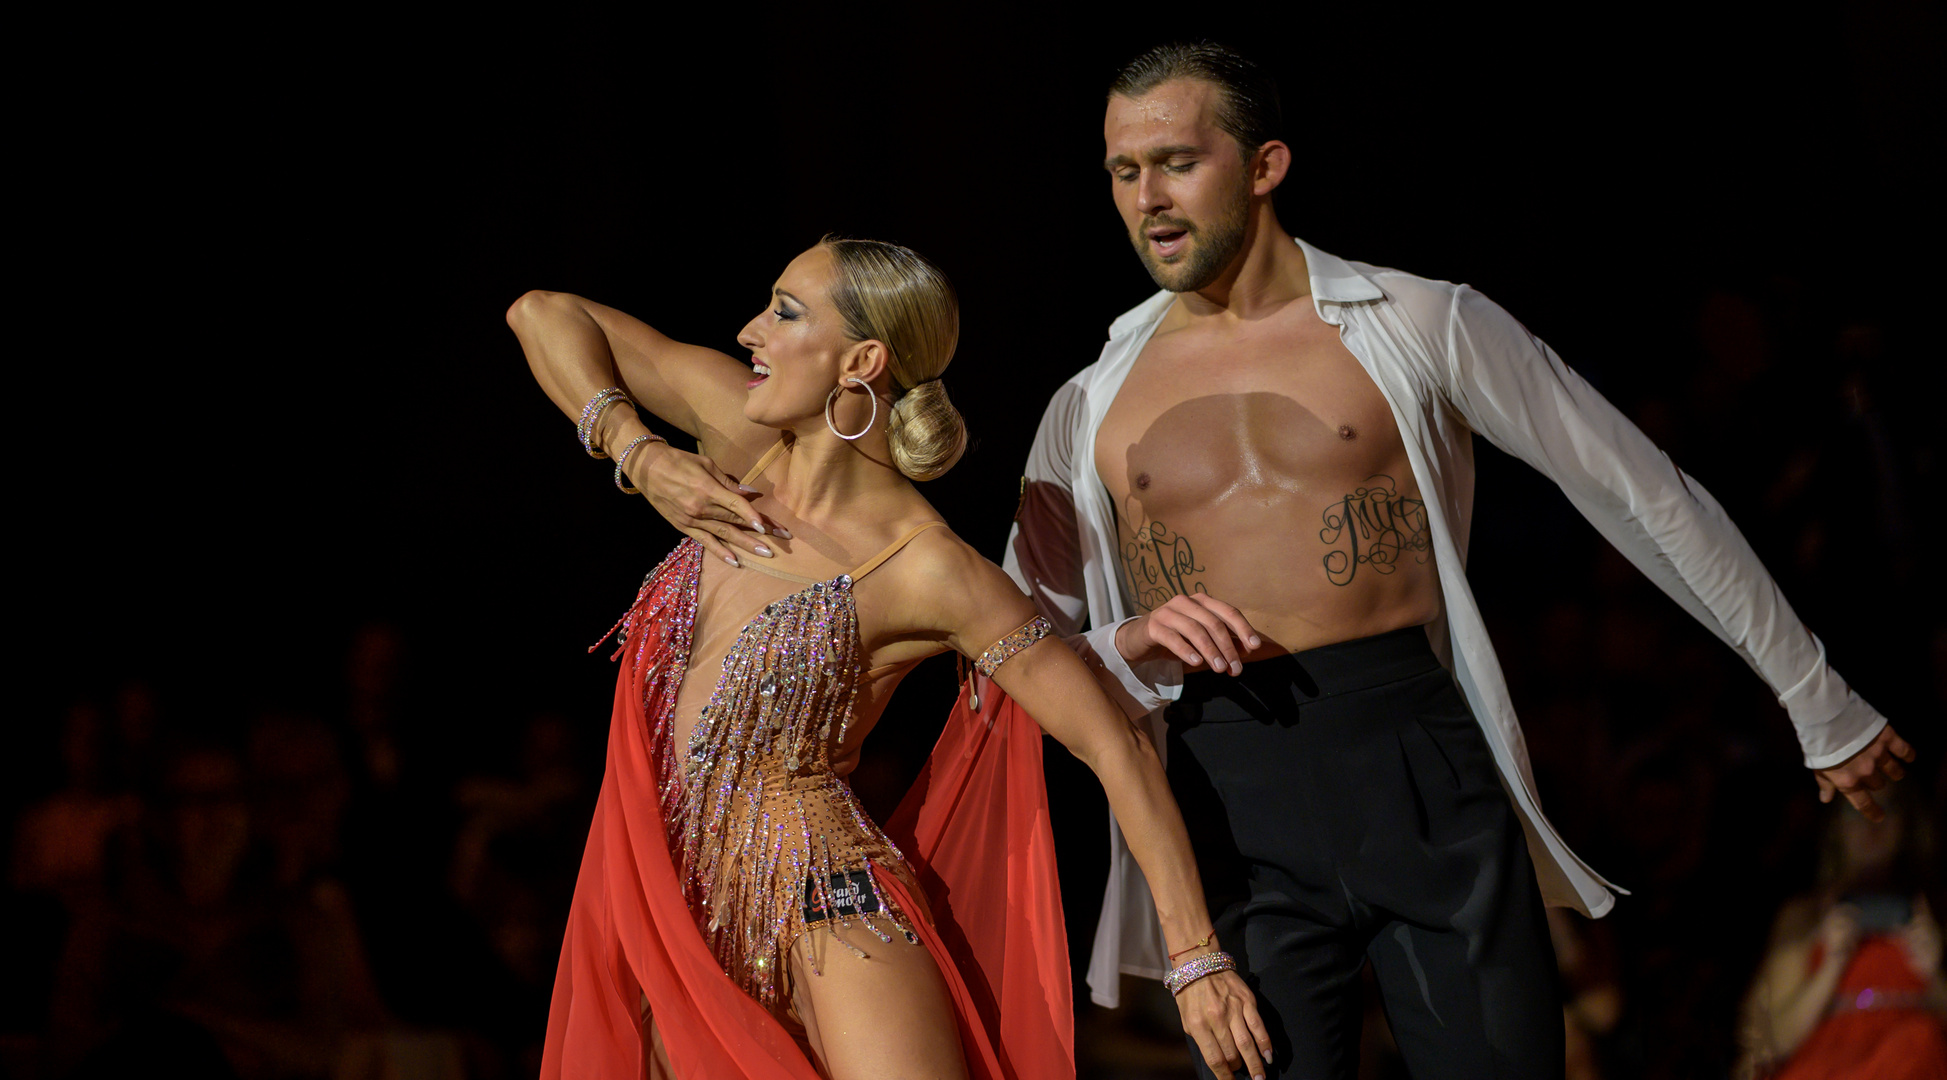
left=765, top=421, right=906, bottom=522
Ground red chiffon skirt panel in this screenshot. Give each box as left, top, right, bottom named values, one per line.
left=541, top=625, right=1073, bottom=1080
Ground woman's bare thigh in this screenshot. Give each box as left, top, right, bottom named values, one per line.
left=788, top=915, right=967, bottom=1080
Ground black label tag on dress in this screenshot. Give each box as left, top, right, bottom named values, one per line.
left=803, top=869, right=880, bottom=923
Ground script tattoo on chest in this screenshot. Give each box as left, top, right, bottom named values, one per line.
left=1121, top=518, right=1208, bottom=611
left=1319, top=475, right=1431, bottom=586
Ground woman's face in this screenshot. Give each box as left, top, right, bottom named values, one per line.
left=737, top=246, right=852, bottom=429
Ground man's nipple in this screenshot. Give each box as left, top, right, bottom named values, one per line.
left=1135, top=472, right=1152, bottom=490
left=1338, top=425, right=1356, bottom=441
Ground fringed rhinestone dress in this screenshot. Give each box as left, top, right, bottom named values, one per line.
left=542, top=440, right=1075, bottom=1079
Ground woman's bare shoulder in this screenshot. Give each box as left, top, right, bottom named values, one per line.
left=881, top=520, right=1033, bottom=632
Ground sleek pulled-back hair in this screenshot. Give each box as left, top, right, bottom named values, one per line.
left=1108, top=41, right=1283, bottom=159
left=819, top=235, right=967, bottom=482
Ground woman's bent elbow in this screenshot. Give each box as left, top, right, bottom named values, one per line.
left=505, top=289, right=568, bottom=331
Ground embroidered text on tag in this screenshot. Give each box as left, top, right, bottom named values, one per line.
left=803, top=869, right=881, bottom=923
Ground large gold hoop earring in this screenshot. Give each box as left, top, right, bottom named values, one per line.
left=824, top=378, right=876, bottom=441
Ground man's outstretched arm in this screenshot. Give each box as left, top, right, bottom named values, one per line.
left=1439, top=284, right=1915, bottom=818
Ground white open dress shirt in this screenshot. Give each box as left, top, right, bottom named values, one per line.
left=1001, top=238, right=1889, bottom=1008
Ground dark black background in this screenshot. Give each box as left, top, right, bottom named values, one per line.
left=13, top=3, right=1945, bottom=1075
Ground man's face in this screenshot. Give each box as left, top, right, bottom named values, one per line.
left=1104, top=78, right=1256, bottom=293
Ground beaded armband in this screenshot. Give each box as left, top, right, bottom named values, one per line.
left=974, top=616, right=1052, bottom=677
left=1163, top=951, right=1236, bottom=996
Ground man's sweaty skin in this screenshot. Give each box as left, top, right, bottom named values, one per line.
left=1095, top=292, right=1440, bottom=663
left=1096, top=77, right=1438, bottom=666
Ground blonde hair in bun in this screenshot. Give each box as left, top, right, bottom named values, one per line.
left=820, top=235, right=967, bottom=481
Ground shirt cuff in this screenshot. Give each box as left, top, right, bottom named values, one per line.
left=1077, top=618, right=1181, bottom=716
left=1775, top=635, right=1889, bottom=769
left=1798, top=697, right=1888, bottom=771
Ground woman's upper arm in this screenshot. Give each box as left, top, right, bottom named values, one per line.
left=927, top=544, right=1135, bottom=762
left=574, top=299, right=764, bottom=445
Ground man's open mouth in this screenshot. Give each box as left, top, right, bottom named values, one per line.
left=1148, top=228, right=1190, bottom=258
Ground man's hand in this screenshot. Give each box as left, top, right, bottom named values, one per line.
left=1115, top=594, right=1261, bottom=676
left=1814, top=724, right=1917, bottom=822
left=1174, top=969, right=1273, bottom=1080
left=625, top=443, right=787, bottom=566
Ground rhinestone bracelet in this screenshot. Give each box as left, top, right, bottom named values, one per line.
left=613, top=432, right=665, bottom=493
left=1163, top=950, right=1236, bottom=996
left=578, top=388, right=634, bottom=458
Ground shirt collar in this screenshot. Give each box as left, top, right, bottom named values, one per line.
left=1295, top=238, right=1385, bottom=303
left=1109, top=237, right=1386, bottom=341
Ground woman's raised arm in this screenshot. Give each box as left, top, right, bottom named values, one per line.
left=505, top=291, right=782, bottom=563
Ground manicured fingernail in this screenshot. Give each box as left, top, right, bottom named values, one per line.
left=754, top=544, right=773, bottom=557
left=1249, top=636, right=1261, bottom=648
left=739, top=485, right=760, bottom=494
left=771, top=527, right=792, bottom=539
left=724, top=554, right=739, bottom=567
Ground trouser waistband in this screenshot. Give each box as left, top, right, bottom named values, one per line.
left=1178, top=625, right=1443, bottom=707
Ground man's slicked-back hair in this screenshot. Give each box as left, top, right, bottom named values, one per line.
left=1108, top=41, right=1283, bottom=158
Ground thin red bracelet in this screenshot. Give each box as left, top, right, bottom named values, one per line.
left=1168, top=932, right=1215, bottom=962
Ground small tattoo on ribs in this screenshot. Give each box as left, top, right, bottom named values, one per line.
left=1319, top=475, right=1431, bottom=585
left=1122, top=519, right=1208, bottom=611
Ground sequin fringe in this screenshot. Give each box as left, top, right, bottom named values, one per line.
left=613, top=541, right=914, bottom=1014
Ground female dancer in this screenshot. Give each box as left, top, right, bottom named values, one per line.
left=508, top=237, right=1269, bottom=1080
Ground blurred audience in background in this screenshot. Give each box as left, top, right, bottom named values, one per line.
left=4, top=285, right=1941, bottom=1079
left=1733, top=784, right=1945, bottom=1079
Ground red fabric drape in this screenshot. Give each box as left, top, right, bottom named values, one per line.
left=541, top=606, right=1073, bottom=1080
left=885, top=675, right=1076, bottom=1078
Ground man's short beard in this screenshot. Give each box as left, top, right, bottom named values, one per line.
left=1131, top=178, right=1253, bottom=293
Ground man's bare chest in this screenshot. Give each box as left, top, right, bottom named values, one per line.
left=1093, top=323, right=1407, bottom=518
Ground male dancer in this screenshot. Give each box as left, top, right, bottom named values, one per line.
left=998, top=42, right=1916, bottom=1079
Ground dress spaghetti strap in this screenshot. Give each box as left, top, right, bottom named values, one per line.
left=739, top=435, right=791, bottom=488
left=725, top=515, right=946, bottom=592
left=734, top=561, right=821, bottom=586
left=849, top=521, right=948, bottom=581
left=844, top=524, right=944, bottom=686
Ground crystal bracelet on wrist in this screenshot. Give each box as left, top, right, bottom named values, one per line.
left=578, top=388, right=634, bottom=458
left=1163, top=951, right=1236, bottom=996
left=613, top=432, right=665, bottom=494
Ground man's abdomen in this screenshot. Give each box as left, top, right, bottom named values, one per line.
left=1117, top=476, right=1441, bottom=659
left=1106, top=386, right=1441, bottom=657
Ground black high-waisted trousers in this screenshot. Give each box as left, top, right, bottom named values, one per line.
left=1168, top=627, right=1563, bottom=1079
